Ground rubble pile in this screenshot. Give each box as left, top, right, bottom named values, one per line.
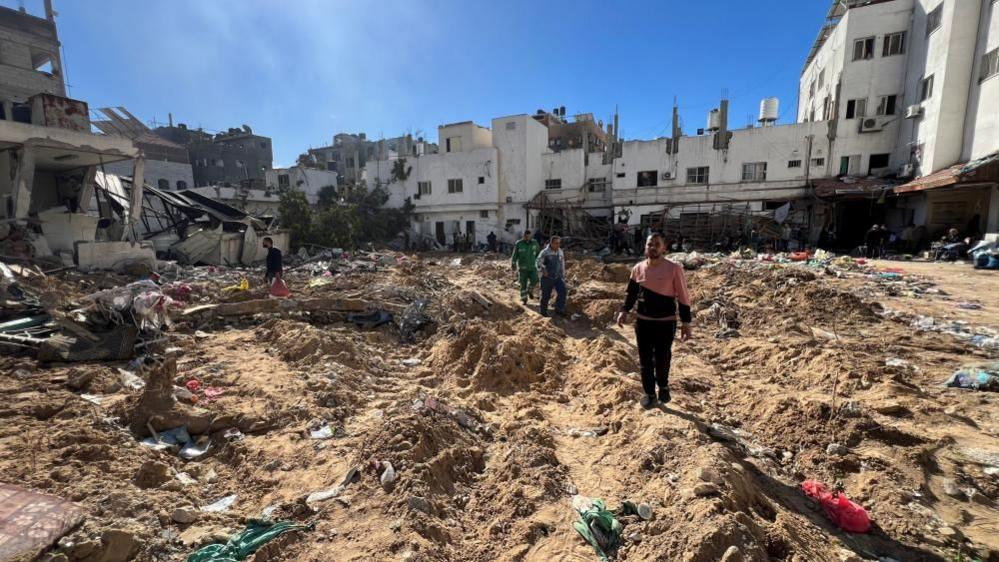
left=0, top=251, right=996, bottom=561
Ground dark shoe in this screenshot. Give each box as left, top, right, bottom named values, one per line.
left=640, top=394, right=656, bottom=409
left=658, top=388, right=671, bottom=404
left=521, top=298, right=527, bottom=305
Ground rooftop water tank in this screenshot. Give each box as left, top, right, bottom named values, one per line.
left=758, top=98, right=779, bottom=126
left=707, top=109, right=720, bottom=132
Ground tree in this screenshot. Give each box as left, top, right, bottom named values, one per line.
left=277, top=189, right=313, bottom=250
left=317, top=185, right=338, bottom=208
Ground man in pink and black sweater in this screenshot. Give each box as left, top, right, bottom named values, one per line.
left=616, top=233, right=693, bottom=409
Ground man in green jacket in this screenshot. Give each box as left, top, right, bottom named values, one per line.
left=511, top=229, right=541, bottom=305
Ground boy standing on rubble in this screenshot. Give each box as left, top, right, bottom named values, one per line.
left=616, top=233, right=693, bottom=408
left=511, top=230, right=541, bottom=305
left=536, top=236, right=567, bottom=317
left=263, top=237, right=283, bottom=284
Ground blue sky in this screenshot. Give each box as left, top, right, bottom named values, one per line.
left=14, top=0, right=828, bottom=166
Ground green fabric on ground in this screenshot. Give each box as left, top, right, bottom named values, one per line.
left=185, top=520, right=313, bottom=562
left=511, top=239, right=540, bottom=271
left=572, top=498, right=621, bottom=562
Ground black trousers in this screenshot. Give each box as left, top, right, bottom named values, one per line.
left=634, top=318, right=676, bottom=396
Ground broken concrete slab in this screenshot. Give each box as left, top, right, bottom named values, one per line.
left=75, top=240, right=155, bottom=272
left=184, top=297, right=368, bottom=318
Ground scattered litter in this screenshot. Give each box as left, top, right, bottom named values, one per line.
left=885, top=358, right=908, bottom=368
left=200, top=494, right=238, bottom=513
left=567, top=427, right=609, bottom=438
left=118, top=368, right=145, bottom=390
left=400, top=358, right=421, bottom=367
left=185, top=520, right=313, bottom=562
left=801, top=480, right=870, bottom=533
left=305, top=467, right=359, bottom=506
left=620, top=500, right=652, bottom=521
left=957, top=302, right=982, bottom=310
left=80, top=393, right=106, bottom=405
left=309, top=424, right=340, bottom=440
left=179, top=439, right=211, bottom=460
left=223, top=428, right=244, bottom=442
left=175, top=472, right=197, bottom=486
left=944, top=362, right=999, bottom=392
left=380, top=462, right=396, bottom=490
left=140, top=426, right=192, bottom=451
left=346, top=310, right=393, bottom=329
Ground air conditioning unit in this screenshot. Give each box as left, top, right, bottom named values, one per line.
left=899, top=163, right=914, bottom=177
left=660, top=172, right=673, bottom=180
left=904, top=104, right=923, bottom=119
left=859, top=118, right=883, bottom=133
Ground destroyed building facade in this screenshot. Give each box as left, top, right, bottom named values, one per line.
left=92, top=107, right=195, bottom=192
left=0, top=1, right=64, bottom=109
left=306, top=132, right=437, bottom=185
left=153, top=123, right=273, bottom=187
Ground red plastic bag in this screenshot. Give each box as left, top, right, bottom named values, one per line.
left=789, top=251, right=811, bottom=262
left=270, top=277, right=290, bottom=297
left=801, top=480, right=870, bottom=533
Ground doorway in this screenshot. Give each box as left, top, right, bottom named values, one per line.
left=435, top=222, right=445, bottom=246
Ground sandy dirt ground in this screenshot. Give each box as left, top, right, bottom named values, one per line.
left=0, top=254, right=997, bottom=562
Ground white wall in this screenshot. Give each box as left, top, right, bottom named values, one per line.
left=103, top=159, right=194, bottom=191
left=962, top=0, right=999, bottom=162
left=439, top=122, right=492, bottom=153
left=265, top=166, right=338, bottom=204
left=491, top=115, right=548, bottom=228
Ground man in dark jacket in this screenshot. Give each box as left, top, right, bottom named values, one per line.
left=263, top=237, right=283, bottom=284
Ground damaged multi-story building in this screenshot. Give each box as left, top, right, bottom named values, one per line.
left=92, top=107, right=195, bottom=192
left=304, top=132, right=437, bottom=185
left=153, top=122, right=273, bottom=188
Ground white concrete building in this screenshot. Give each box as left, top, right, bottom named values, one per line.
left=264, top=165, right=338, bottom=205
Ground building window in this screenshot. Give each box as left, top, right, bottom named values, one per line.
left=447, top=178, right=463, bottom=193
left=587, top=177, right=606, bottom=192
left=845, top=98, right=867, bottom=119
left=480, top=210, right=489, bottom=218
left=418, top=181, right=431, bottom=195
left=788, top=160, right=802, bottom=168
left=853, top=36, right=875, bottom=61
left=869, top=153, right=891, bottom=172
left=818, top=69, right=825, bottom=89
left=478, top=176, right=485, bottom=184
left=446, top=136, right=461, bottom=153
left=157, top=178, right=169, bottom=189
left=876, top=95, right=898, bottom=116
left=883, top=31, right=906, bottom=56
left=259, top=141, right=268, bottom=148
left=505, top=121, right=516, bottom=130
left=214, top=158, right=224, bottom=167
left=741, top=162, right=767, bottom=182
left=544, top=178, right=562, bottom=190
left=177, top=180, right=187, bottom=190
left=637, top=170, right=657, bottom=187
left=616, top=172, right=626, bottom=178
left=327, top=161, right=337, bottom=172
left=926, top=4, right=942, bottom=37
left=981, top=47, right=999, bottom=82
left=686, top=167, right=709, bottom=184
left=809, top=79, right=816, bottom=97
left=919, top=75, right=934, bottom=101
left=278, top=174, right=290, bottom=188
left=811, top=157, right=825, bottom=167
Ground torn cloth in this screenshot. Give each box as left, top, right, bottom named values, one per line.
left=185, top=520, right=313, bottom=562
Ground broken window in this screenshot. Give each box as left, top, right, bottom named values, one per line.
left=447, top=178, right=463, bottom=193
left=418, top=181, right=431, bottom=195
left=636, top=171, right=657, bottom=188
left=259, top=141, right=268, bottom=149
left=853, top=36, right=875, bottom=61
left=883, top=31, right=906, bottom=56
left=741, top=162, right=767, bottom=182
left=177, top=180, right=188, bottom=190
left=157, top=179, right=169, bottom=189
left=446, top=137, right=462, bottom=153
left=919, top=75, right=934, bottom=101
left=926, top=4, right=942, bottom=37
left=788, top=160, right=802, bottom=168
left=811, top=157, right=825, bottom=167
left=278, top=174, right=290, bottom=188
left=876, top=95, right=897, bottom=116
left=845, top=98, right=867, bottom=119
left=686, top=167, right=709, bottom=184
left=981, top=47, right=999, bottom=82
left=544, top=179, right=562, bottom=190
left=478, top=176, right=485, bottom=184
left=818, top=69, right=825, bottom=89
left=480, top=210, right=489, bottom=218
left=869, top=153, right=891, bottom=173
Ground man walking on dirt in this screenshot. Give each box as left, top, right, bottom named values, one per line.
left=263, top=237, right=283, bottom=284
left=511, top=230, right=541, bottom=305
left=536, top=235, right=567, bottom=317
left=616, top=233, right=693, bottom=408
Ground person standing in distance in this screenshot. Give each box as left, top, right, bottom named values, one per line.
left=263, top=237, right=283, bottom=284
left=616, top=233, right=693, bottom=408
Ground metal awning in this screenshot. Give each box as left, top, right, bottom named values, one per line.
left=894, top=151, right=999, bottom=194
left=813, top=176, right=898, bottom=199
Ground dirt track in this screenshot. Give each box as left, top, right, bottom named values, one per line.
left=1, top=254, right=997, bottom=562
